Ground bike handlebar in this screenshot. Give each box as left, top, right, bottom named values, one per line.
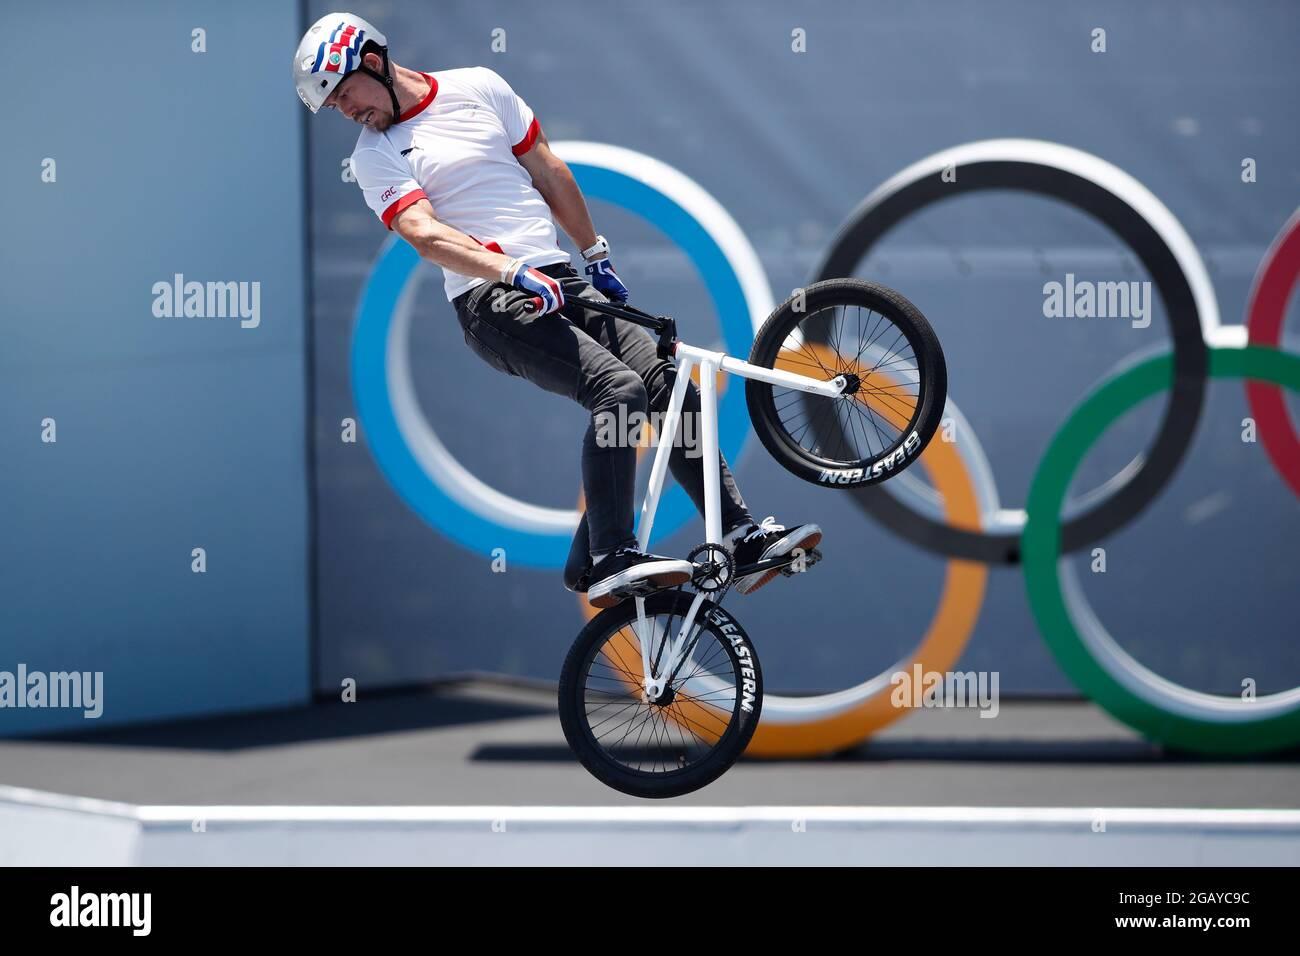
left=520, top=294, right=679, bottom=358
left=521, top=293, right=664, bottom=328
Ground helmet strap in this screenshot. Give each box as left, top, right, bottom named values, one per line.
left=357, top=46, right=402, bottom=124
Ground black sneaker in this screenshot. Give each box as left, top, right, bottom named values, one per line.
left=586, top=546, right=694, bottom=608
left=564, top=557, right=594, bottom=594
left=723, top=516, right=823, bottom=595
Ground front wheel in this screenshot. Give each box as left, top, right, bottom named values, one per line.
left=746, top=278, right=947, bottom=488
left=558, top=591, right=762, bottom=798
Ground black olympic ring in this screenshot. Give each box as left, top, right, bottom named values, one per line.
left=812, top=155, right=1210, bottom=564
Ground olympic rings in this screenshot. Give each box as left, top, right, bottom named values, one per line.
left=543, top=141, right=1285, bottom=756
left=1245, top=208, right=1300, bottom=498
left=1023, top=346, right=1300, bottom=754
left=348, top=136, right=1297, bottom=756
left=815, top=139, right=1226, bottom=564
left=351, top=142, right=772, bottom=566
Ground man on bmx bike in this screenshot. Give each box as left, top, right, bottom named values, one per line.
left=293, top=12, right=822, bottom=607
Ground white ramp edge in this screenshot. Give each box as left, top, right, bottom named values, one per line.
left=2, top=785, right=1299, bottom=866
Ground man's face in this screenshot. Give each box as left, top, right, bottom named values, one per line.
left=324, top=70, right=392, bottom=131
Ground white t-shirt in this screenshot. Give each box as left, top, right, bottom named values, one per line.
left=350, top=66, right=570, bottom=302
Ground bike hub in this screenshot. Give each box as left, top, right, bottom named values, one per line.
left=839, top=371, right=862, bottom=395
left=644, top=684, right=676, bottom=707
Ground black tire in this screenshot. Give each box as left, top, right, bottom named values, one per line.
left=558, top=591, right=762, bottom=799
left=746, top=278, right=947, bottom=488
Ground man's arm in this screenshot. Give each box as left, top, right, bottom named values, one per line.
left=390, top=199, right=565, bottom=314
left=389, top=199, right=515, bottom=281
left=516, top=127, right=601, bottom=258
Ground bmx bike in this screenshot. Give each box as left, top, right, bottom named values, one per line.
left=529, top=278, right=948, bottom=797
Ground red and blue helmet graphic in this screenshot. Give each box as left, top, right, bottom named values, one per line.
left=311, top=21, right=367, bottom=75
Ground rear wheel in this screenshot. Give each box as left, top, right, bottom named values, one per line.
left=746, top=278, right=947, bottom=488
left=558, top=591, right=762, bottom=798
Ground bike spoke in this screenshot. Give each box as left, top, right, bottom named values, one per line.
left=580, top=610, right=743, bottom=776
left=768, top=301, right=921, bottom=468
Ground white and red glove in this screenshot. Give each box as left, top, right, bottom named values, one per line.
left=502, top=258, right=564, bottom=315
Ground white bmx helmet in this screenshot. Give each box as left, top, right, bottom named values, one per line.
left=292, top=12, right=398, bottom=119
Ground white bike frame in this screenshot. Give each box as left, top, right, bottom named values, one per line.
left=630, top=338, right=846, bottom=699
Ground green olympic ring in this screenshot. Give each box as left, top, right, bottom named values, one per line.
left=1024, top=345, right=1300, bottom=753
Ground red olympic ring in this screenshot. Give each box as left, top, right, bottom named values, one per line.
left=1245, top=208, right=1300, bottom=498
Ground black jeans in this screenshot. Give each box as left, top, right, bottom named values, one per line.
left=452, top=261, right=752, bottom=575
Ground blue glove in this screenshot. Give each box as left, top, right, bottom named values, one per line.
left=584, top=256, right=630, bottom=302
left=505, top=260, right=565, bottom=315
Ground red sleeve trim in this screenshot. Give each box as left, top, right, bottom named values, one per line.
left=511, top=117, right=541, bottom=156
left=382, top=189, right=428, bottom=229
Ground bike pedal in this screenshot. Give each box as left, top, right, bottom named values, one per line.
left=624, top=579, right=660, bottom=597
left=779, top=547, right=823, bottom=576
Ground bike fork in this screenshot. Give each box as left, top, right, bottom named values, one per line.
left=636, top=590, right=710, bottom=701
left=631, top=352, right=721, bottom=698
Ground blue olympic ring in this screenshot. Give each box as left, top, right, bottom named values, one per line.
left=351, top=162, right=755, bottom=567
